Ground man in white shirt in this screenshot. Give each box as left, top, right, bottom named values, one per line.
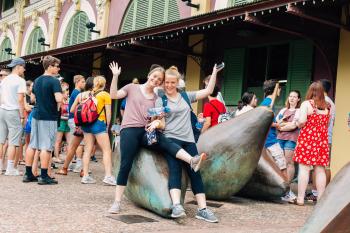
left=0, top=58, right=26, bottom=176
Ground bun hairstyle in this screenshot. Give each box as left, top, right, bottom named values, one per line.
left=165, top=66, right=181, bottom=80
left=85, top=76, right=95, bottom=91
left=237, top=91, right=255, bottom=110
left=92, top=76, right=106, bottom=93
left=148, top=65, right=165, bottom=78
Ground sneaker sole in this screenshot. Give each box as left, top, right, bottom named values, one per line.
left=194, top=153, right=207, bottom=172
left=171, top=212, right=186, bottom=218
left=103, top=181, right=116, bottom=186
left=195, top=215, right=218, bottom=223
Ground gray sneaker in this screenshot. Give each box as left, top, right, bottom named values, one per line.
left=81, top=175, right=96, bottom=184
left=195, top=208, right=219, bottom=223
left=190, top=153, right=207, bottom=172
left=103, top=176, right=116, bottom=186
left=108, top=201, right=121, bottom=214
left=68, top=163, right=75, bottom=171
left=73, top=164, right=82, bottom=173
left=171, top=204, right=186, bottom=218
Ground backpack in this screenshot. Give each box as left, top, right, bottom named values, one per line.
left=209, top=102, right=231, bottom=123
left=162, top=92, right=201, bottom=142
left=74, top=91, right=105, bottom=126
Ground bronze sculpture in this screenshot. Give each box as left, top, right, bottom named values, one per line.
left=237, top=149, right=289, bottom=200
left=197, top=107, right=273, bottom=200
left=300, top=162, right=350, bottom=233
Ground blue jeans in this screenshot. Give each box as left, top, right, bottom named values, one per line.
left=165, top=138, right=205, bottom=195
left=278, top=139, right=296, bottom=151
left=82, top=119, right=106, bottom=135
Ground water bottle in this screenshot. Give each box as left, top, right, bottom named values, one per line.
left=195, top=121, right=204, bottom=130
left=147, top=106, right=170, bottom=117
left=146, top=130, right=158, bottom=145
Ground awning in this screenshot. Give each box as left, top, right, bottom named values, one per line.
left=0, top=0, right=342, bottom=66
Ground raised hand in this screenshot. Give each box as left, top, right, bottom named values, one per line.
left=109, top=61, right=121, bottom=76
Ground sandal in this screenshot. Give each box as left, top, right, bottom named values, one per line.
left=56, top=167, right=68, bottom=175
left=293, top=199, right=304, bottom=206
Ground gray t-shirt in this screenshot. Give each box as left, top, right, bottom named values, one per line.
left=155, top=91, right=197, bottom=143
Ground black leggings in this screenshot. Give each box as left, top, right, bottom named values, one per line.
left=165, top=138, right=205, bottom=195
left=117, top=127, right=181, bottom=186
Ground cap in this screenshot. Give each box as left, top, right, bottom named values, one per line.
left=7, top=57, right=25, bottom=68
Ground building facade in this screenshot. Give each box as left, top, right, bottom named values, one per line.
left=0, top=0, right=349, bottom=175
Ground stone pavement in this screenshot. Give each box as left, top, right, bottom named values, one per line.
left=0, top=156, right=313, bottom=233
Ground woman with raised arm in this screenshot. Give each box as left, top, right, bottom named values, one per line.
left=152, top=65, right=222, bottom=223
left=293, top=82, right=330, bottom=206
left=70, top=76, right=115, bottom=185
left=108, top=62, right=205, bottom=214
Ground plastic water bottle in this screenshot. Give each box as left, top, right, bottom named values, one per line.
left=146, top=130, right=158, bottom=145
left=147, top=106, right=170, bottom=117
left=195, top=121, right=204, bottom=130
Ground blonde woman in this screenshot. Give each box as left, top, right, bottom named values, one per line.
left=70, top=76, right=115, bottom=185
left=154, top=65, right=222, bottom=222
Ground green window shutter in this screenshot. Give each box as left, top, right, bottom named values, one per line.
left=63, top=11, right=91, bottom=47
left=25, top=27, right=45, bottom=55
left=0, top=38, right=12, bottom=62
left=121, top=1, right=135, bottom=33
left=167, top=0, right=180, bottom=23
left=222, top=48, right=245, bottom=106
left=150, top=0, right=165, bottom=27
left=287, top=40, right=314, bottom=99
left=135, top=1, right=149, bottom=30
left=121, top=0, right=180, bottom=33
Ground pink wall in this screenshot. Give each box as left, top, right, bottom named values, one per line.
left=40, top=12, right=49, bottom=29
left=107, top=0, right=129, bottom=36
left=58, top=1, right=73, bottom=30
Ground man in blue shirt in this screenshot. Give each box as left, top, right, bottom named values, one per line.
left=23, top=56, right=63, bottom=185
left=260, top=80, right=287, bottom=174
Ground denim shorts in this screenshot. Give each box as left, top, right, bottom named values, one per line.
left=82, top=119, right=106, bottom=135
left=278, top=139, right=296, bottom=151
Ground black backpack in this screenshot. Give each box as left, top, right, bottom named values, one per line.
left=162, top=92, right=200, bottom=142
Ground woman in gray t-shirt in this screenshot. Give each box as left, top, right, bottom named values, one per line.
left=154, top=64, right=223, bottom=223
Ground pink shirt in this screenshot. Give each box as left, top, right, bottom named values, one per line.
left=121, top=84, right=156, bottom=129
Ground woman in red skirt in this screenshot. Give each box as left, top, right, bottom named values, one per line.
left=294, top=82, right=330, bottom=205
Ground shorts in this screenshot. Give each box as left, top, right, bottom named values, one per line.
left=266, top=143, right=287, bottom=170
left=29, top=118, right=57, bottom=151
left=58, top=119, right=70, bottom=133
left=0, top=108, right=22, bottom=146
left=82, top=120, right=106, bottom=135
left=278, top=139, right=296, bottom=151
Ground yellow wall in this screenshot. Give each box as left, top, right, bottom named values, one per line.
left=185, top=34, right=204, bottom=113
left=330, top=28, right=350, bottom=175
left=191, top=0, right=211, bottom=16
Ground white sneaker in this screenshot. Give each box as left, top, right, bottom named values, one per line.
left=5, top=169, right=21, bottom=176
left=81, top=175, right=96, bottom=184
left=103, top=176, right=116, bottom=186
left=73, top=164, right=82, bottom=173
left=281, top=193, right=296, bottom=203
left=108, top=201, right=121, bottom=214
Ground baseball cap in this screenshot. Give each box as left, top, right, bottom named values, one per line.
left=7, top=57, right=25, bottom=68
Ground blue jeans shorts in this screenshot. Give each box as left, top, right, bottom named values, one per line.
left=278, top=139, right=296, bottom=151
left=82, top=120, right=106, bottom=135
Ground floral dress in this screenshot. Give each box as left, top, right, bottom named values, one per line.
left=293, top=100, right=330, bottom=166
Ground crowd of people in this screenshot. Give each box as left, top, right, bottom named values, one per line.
left=0, top=55, right=336, bottom=223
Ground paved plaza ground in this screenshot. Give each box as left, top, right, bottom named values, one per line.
left=0, top=154, right=313, bottom=233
